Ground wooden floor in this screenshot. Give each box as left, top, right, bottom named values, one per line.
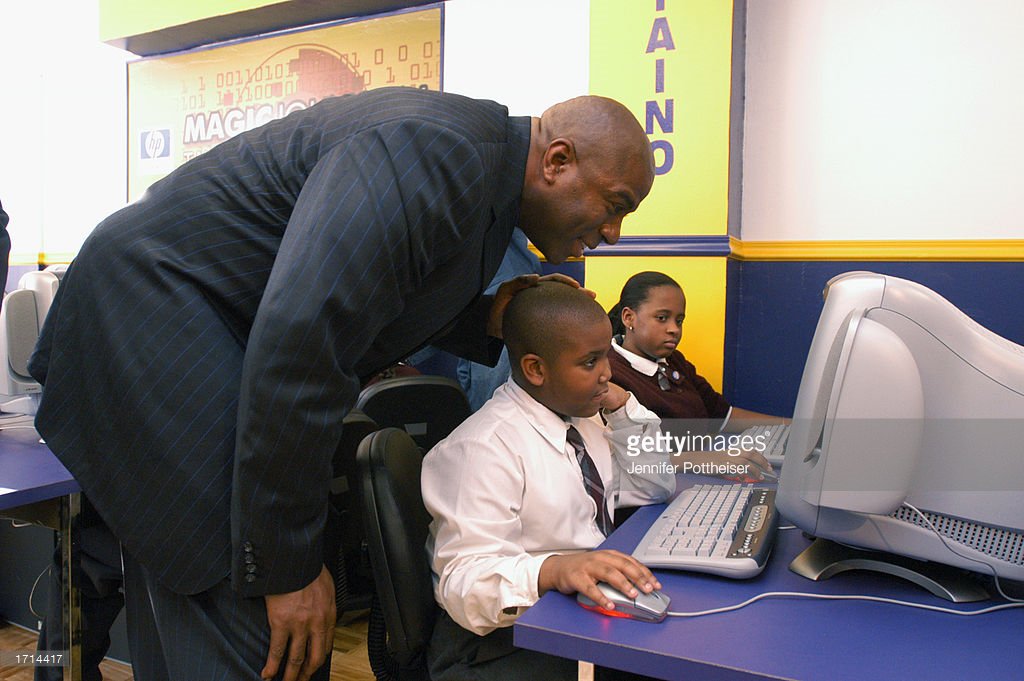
left=0, top=611, right=376, bottom=681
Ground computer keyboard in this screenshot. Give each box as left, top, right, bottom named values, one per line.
left=0, top=412, right=36, bottom=431
left=741, top=423, right=791, bottom=467
left=632, top=483, right=779, bottom=579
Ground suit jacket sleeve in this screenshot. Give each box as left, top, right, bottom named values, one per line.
left=428, top=294, right=504, bottom=366
left=232, top=120, right=494, bottom=596
left=0, top=200, right=10, bottom=296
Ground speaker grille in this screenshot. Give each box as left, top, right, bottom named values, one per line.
left=4, top=289, right=39, bottom=380
left=891, top=507, right=1024, bottom=566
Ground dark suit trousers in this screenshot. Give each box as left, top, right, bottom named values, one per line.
left=35, top=502, right=124, bottom=681
left=121, top=551, right=332, bottom=681
left=428, top=611, right=657, bottom=681
left=427, top=610, right=576, bottom=681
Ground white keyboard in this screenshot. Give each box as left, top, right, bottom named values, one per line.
left=0, top=412, right=37, bottom=431
left=741, top=423, right=791, bottom=467
left=632, top=483, right=778, bottom=579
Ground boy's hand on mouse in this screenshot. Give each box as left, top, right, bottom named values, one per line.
left=538, top=550, right=661, bottom=611
left=487, top=274, right=595, bottom=338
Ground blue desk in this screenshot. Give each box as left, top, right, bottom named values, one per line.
left=0, top=428, right=82, bottom=681
left=514, top=481, right=1024, bottom=680
left=0, top=428, right=79, bottom=506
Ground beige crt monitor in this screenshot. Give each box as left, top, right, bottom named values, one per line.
left=776, top=271, right=1024, bottom=597
left=0, top=270, right=60, bottom=418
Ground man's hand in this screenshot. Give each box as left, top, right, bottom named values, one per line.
left=487, top=273, right=596, bottom=338
left=262, top=566, right=336, bottom=681
left=538, top=550, right=662, bottom=612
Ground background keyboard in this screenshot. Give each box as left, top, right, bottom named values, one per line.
left=741, top=423, right=791, bottom=467
left=632, top=483, right=778, bottom=578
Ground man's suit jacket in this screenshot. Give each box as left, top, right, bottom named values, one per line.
left=0, top=199, right=11, bottom=293
left=30, top=88, right=530, bottom=596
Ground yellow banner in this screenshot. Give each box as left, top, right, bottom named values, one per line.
left=590, top=0, right=734, bottom=236
left=128, top=7, right=442, bottom=201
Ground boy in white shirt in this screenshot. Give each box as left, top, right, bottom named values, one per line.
left=422, top=281, right=676, bottom=680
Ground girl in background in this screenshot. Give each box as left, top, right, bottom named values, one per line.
left=608, top=271, right=787, bottom=479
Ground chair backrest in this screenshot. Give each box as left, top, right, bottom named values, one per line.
left=327, top=410, right=379, bottom=612
left=357, top=427, right=437, bottom=663
left=356, top=375, right=471, bottom=451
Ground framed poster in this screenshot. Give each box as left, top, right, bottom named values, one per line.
left=128, top=5, right=442, bottom=200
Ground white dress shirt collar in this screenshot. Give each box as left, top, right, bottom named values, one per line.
left=611, top=337, right=662, bottom=377
left=503, top=377, right=576, bottom=454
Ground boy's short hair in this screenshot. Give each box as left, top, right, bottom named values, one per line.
left=503, top=282, right=609, bottom=372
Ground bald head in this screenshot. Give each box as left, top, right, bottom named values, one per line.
left=504, top=281, right=610, bottom=379
left=539, top=96, right=654, bottom=176
left=518, top=96, right=656, bottom=265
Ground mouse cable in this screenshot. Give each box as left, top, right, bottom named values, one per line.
left=28, top=563, right=51, bottom=621
left=668, top=502, right=1024, bottom=618
left=666, top=591, right=1024, bottom=618
left=901, top=502, right=1024, bottom=604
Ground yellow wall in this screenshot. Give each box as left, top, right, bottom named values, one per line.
left=99, top=0, right=278, bottom=42
left=587, top=256, right=727, bottom=390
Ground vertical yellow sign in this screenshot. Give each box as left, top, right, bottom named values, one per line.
left=590, top=0, right=734, bottom=236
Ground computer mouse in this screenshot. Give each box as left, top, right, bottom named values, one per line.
left=577, top=582, right=670, bottom=623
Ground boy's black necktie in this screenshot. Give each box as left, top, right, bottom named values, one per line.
left=566, top=425, right=613, bottom=536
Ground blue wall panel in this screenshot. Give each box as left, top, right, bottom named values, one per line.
left=724, top=261, right=1024, bottom=417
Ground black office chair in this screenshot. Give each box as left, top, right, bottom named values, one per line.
left=357, top=427, right=437, bottom=681
left=356, top=375, right=471, bottom=452
left=326, top=410, right=380, bottom=614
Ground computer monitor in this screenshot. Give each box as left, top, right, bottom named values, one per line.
left=776, top=271, right=1024, bottom=594
left=0, top=270, right=59, bottom=418
left=43, top=263, right=69, bottom=281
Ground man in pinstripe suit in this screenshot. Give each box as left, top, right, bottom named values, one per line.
left=0, top=200, right=10, bottom=294
left=29, top=87, right=654, bottom=681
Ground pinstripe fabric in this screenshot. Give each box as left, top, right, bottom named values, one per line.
left=0, top=200, right=9, bottom=295
left=122, top=550, right=331, bottom=681
left=30, top=88, right=530, bottom=599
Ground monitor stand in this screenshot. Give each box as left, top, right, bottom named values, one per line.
left=789, top=537, right=990, bottom=603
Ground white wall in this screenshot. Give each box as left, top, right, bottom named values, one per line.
left=442, top=0, right=590, bottom=116
left=742, top=0, right=1024, bottom=241
left=0, top=1, right=130, bottom=263
left=10, top=0, right=1019, bottom=258
left=0, top=0, right=589, bottom=266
